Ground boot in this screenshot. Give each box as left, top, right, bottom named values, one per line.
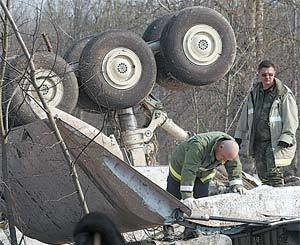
left=162, top=225, right=175, bottom=241
left=183, top=227, right=198, bottom=240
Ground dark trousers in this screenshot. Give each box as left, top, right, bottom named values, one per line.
left=253, top=141, right=284, bottom=186
left=166, top=175, right=209, bottom=200
left=164, top=175, right=209, bottom=239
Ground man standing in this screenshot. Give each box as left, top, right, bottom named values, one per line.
left=164, top=131, right=245, bottom=241
left=235, top=60, right=298, bottom=186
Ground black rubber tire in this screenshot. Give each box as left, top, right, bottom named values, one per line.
left=79, top=29, right=157, bottom=109
left=143, top=15, right=192, bottom=91
left=3, top=52, right=79, bottom=127
left=64, top=36, right=93, bottom=65
left=64, top=36, right=106, bottom=113
left=160, top=7, right=237, bottom=86
left=143, top=14, right=173, bottom=42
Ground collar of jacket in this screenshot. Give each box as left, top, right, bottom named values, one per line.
left=274, top=78, right=286, bottom=96
left=254, top=78, right=286, bottom=97
left=209, top=136, right=230, bottom=165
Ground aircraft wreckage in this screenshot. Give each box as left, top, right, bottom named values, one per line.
left=0, top=5, right=299, bottom=245
left=0, top=109, right=299, bottom=244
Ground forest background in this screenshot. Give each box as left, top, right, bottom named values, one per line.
left=1, top=0, right=299, bottom=177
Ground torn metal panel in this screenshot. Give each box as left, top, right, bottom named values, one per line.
left=56, top=116, right=190, bottom=218
left=0, top=111, right=189, bottom=244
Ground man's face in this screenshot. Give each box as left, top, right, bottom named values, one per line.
left=259, top=66, right=275, bottom=90
left=215, top=151, right=227, bottom=161
left=215, top=147, right=236, bottom=162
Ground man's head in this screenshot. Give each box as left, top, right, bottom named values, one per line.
left=258, top=60, right=276, bottom=90
left=215, top=140, right=239, bottom=161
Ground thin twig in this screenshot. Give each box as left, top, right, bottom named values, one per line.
left=41, top=33, right=53, bottom=52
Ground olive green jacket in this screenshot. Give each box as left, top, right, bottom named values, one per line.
left=169, top=131, right=242, bottom=199
left=235, top=78, right=298, bottom=166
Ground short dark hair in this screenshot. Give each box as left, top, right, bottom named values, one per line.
left=258, top=60, right=276, bottom=71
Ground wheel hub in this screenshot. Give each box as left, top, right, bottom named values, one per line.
left=102, top=47, right=142, bottom=90
left=183, top=24, right=222, bottom=66
left=40, top=84, right=50, bottom=96
left=198, top=39, right=209, bottom=50
left=25, top=69, right=64, bottom=107
left=117, top=62, right=128, bottom=74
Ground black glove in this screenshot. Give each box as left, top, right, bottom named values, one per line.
left=235, top=138, right=242, bottom=147
left=278, top=141, right=290, bottom=148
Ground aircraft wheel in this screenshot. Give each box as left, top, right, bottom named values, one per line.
left=4, top=52, right=78, bottom=127
left=64, top=36, right=106, bottom=114
left=79, top=29, right=157, bottom=109
left=64, top=35, right=94, bottom=67
left=143, top=15, right=192, bottom=91
left=160, top=6, right=236, bottom=86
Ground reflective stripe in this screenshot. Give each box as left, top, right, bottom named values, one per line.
left=275, top=158, right=293, bottom=167
left=200, top=169, right=216, bottom=183
left=229, top=179, right=243, bottom=186
left=169, top=164, right=181, bottom=181
left=169, top=163, right=216, bottom=183
left=248, top=108, right=254, bottom=114
left=269, top=116, right=282, bottom=123
left=180, top=185, right=193, bottom=192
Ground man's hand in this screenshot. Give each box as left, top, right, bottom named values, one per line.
left=278, top=141, right=290, bottom=148
left=230, top=184, right=247, bottom=195
left=182, top=197, right=195, bottom=209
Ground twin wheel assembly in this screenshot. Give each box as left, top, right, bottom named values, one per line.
left=3, top=6, right=236, bottom=127
left=76, top=6, right=236, bottom=109
left=143, top=6, right=236, bottom=89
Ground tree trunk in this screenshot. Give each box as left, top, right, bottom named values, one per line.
left=246, top=0, right=257, bottom=71
left=0, top=1, right=18, bottom=244
left=293, top=4, right=300, bottom=175
left=256, top=0, right=264, bottom=62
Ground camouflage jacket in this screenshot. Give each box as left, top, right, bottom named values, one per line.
left=235, top=78, right=298, bottom=167
left=169, top=131, right=242, bottom=199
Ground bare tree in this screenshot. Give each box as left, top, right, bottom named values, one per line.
left=256, top=0, right=264, bottom=61
left=1, top=0, right=299, bottom=172
left=0, top=1, right=19, bottom=244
